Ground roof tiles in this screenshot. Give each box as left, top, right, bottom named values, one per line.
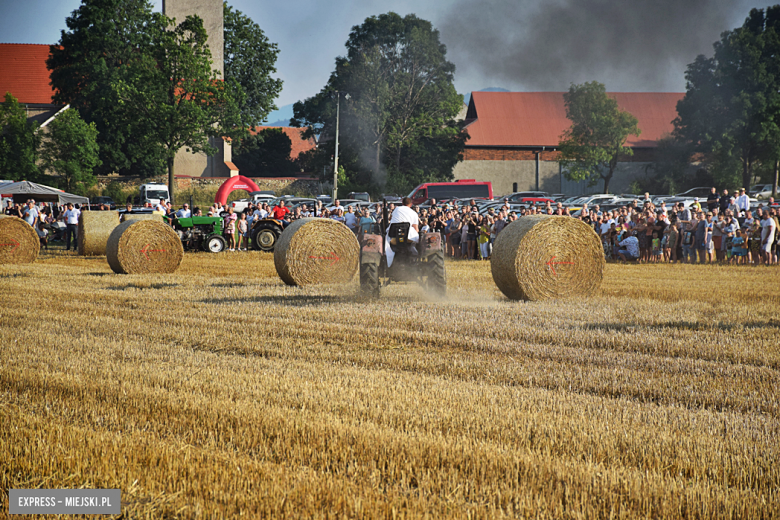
left=464, top=91, right=684, bottom=149
left=248, top=126, right=317, bottom=160
left=0, top=44, right=56, bottom=104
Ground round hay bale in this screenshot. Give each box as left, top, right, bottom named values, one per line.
left=120, top=213, right=163, bottom=223
left=274, top=218, right=359, bottom=286
left=78, top=211, right=120, bottom=256
left=491, top=215, right=604, bottom=301
left=106, top=219, right=183, bottom=274
left=0, top=215, right=39, bottom=264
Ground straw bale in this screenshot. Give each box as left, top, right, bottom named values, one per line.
left=274, top=218, right=360, bottom=286
left=78, top=211, right=120, bottom=256
left=106, top=219, right=183, bottom=274
left=491, top=215, right=604, bottom=301
left=0, top=215, right=39, bottom=264
left=120, top=213, right=163, bottom=223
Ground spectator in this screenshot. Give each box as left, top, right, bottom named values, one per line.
left=478, top=215, right=491, bottom=260
left=761, top=210, right=777, bottom=264
left=62, top=203, right=80, bottom=251
left=223, top=207, right=237, bottom=251
left=176, top=203, right=191, bottom=218
left=22, top=200, right=39, bottom=227
left=344, top=206, right=358, bottom=233
left=736, top=188, right=750, bottom=213
left=618, top=232, right=639, bottom=261
left=719, top=189, right=731, bottom=213
left=707, top=187, right=720, bottom=212
left=358, top=207, right=375, bottom=234
left=271, top=200, right=290, bottom=223
left=236, top=212, right=249, bottom=251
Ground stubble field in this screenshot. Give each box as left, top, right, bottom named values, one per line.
left=1, top=249, right=779, bottom=518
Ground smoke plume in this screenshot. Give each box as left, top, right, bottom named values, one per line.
left=439, top=0, right=757, bottom=92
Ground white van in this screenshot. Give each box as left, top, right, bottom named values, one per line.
left=138, top=183, right=170, bottom=205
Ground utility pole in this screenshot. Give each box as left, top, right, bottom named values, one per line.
left=332, top=91, right=349, bottom=202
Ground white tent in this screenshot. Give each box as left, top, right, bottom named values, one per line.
left=0, top=180, right=89, bottom=205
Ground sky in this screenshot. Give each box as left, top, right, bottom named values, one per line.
left=0, top=0, right=764, bottom=112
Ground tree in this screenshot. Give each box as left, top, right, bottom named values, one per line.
left=557, top=82, right=640, bottom=194
left=47, top=0, right=167, bottom=177
left=223, top=2, right=283, bottom=127
left=40, top=108, right=101, bottom=193
left=0, top=93, right=40, bottom=181
left=292, top=12, right=464, bottom=194
left=674, top=6, right=780, bottom=194
left=233, top=128, right=297, bottom=176
left=113, top=14, right=247, bottom=203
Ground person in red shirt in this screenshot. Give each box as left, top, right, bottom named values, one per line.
left=272, top=200, right=290, bottom=226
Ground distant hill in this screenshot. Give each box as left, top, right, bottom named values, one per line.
left=262, top=103, right=295, bottom=127
left=463, top=87, right=510, bottom=106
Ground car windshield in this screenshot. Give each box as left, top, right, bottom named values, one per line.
left=147, top=190, right=168, bottom=200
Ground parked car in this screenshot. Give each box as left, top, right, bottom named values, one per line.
left=750, top=184, right=775, bottom=199
left=87, top=196, right=116, bottom=210
left=674, top=187, right=714, bottom=199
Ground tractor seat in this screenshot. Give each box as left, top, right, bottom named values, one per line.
left=387, top=222, right=410, bottom=243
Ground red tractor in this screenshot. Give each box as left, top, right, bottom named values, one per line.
left=358, top=204, right=446, bottom=298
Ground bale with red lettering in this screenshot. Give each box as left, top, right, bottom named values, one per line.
left=0, top=215, right=39, bottom=264
left=491, top=215, right=604, bottom=301
left=274, top=218, right=359, bottom=286
left=105, top=219, right=183, bottom=274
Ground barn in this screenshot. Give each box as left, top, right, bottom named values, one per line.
left=455, top=91, right=684, bottom=196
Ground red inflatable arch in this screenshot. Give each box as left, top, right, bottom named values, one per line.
left=214, top=175, right=261, bottom=206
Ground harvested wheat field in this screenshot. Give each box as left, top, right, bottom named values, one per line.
left=1, top=249, right=779, bottom=518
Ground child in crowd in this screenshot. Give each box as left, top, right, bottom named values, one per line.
left=223, top=207, right=237, bottom=251
left=731, top=230, right=746, bottom=264
left=651, top=231, right=661, bottom=263
left=236, top=212, right=248, bottom=251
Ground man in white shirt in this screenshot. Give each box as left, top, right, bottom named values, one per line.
left=175, top=204, right=191, bottom=218
left=761, top=212, right=776, bottom=264
left=735, top=188, right=750, bottom=213
left=155, top=199, right=166, bottom=213
left=385, top=197, right=419, bottom=267
left=63, top=203, right=81, bottom=251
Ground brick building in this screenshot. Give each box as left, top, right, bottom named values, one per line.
left=455, top=91, right=684, bottom=196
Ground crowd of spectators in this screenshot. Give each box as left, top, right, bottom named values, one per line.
left=6, top=186, right=778, bottom=265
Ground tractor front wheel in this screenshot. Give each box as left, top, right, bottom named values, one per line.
left=204, top=235, right=226, bottom=253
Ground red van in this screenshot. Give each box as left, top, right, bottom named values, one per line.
left=408, top=180, right=493, bottom=205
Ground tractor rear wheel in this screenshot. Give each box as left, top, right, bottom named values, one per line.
left=360, top=261, right=380, bottom=298
left=427, top=250, right=446, bottom=297
left=204, top=235, right=226, bottom=253
left=253, top=223, right=282, bottom=252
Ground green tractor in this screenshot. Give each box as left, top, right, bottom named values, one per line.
left=165, top=215, right=227, bottom=253
left=249, top=218, right=286, bottom=252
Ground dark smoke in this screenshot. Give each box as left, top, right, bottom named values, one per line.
left=440, top=0, right=758, bottom=92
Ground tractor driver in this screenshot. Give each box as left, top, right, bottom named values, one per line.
left=385, top=197, right=419, bottom=267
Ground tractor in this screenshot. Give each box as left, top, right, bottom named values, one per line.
left=166, top=215, right=227, bottom=253
left=358, top=203, right=446, bottom=298
left=249, top=218, right=286, bottom=252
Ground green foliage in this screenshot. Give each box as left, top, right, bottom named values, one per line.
left=558, top=82, right=640, bottom=194
left=112, top=13, right=248, bottom=201
left=47, top=0, right=167, bottom=177
left=674, top=6, right=780, bottom=190
left=232, top=128, right=297, bottom=176
left=0, top=93, right=41, bottom=181
left=292, top=12, right=464, bottom=193
left=40, top=108, right=101, bottom=193
left=223, top=2, right=283, bottom=127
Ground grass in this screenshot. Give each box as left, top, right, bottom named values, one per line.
left=1, top=248, right=779, bottom=518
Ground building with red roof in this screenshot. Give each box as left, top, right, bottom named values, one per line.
left=455, top=91, right=684, bottom=196
left=0, top=44, right=64, bottom=124
left=247, top=126, right=317, bottom=161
